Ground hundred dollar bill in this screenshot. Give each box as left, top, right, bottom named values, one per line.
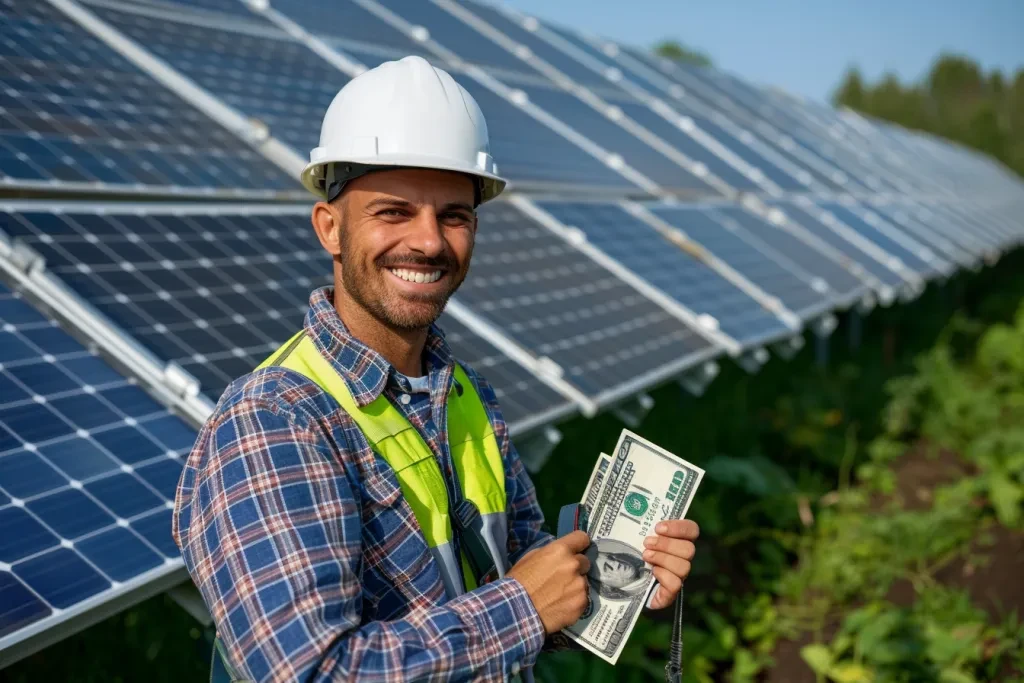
left=564, top=429, right=704, bottom=665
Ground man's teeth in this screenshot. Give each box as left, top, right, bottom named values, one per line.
left=389, top=268, right=442, bottom=284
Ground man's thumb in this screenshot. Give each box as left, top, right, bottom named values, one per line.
left=560, top=530, right=591, bottom=553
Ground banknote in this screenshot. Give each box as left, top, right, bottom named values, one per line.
left=564, top=429, right=704, bottom=664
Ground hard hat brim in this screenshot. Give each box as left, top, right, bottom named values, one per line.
left=301, top=154, right=507, bottom=204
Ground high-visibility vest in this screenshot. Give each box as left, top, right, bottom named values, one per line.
left=255, top=330, right=511, bottom=597
left=209, top=330, right=514, bottom=682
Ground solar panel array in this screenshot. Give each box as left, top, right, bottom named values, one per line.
left=2, top=0, right=1023, bottom=665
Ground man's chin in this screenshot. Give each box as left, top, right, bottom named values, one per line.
left=379, top=299, right=447, bottom=330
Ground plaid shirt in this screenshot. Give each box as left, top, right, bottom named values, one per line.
left=173, top=287, right=554, bottom=682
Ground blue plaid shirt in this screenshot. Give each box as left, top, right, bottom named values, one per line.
left=173, top=287, right=554, bottom=682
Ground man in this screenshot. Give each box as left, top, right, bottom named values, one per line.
left=174, top=55, right=699, bottom=682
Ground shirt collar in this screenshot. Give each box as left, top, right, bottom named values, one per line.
left=303, top=286, right=455, bottom=407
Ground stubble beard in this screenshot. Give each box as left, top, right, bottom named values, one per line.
left=338, top=229, right=469, bottom=331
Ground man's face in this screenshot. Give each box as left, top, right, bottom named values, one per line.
left=592, top=553, right=638, bottom=588
left=323, top=168, right=477, bottom=331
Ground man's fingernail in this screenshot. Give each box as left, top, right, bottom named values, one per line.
left=643, top=549, right=654, bottom=559
left=643, top=536, right=657, bottom=547
left=656, top=522, right=668, bottom=533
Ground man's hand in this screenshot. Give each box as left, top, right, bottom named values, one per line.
left=507, top=530, right=591, bottom=634
left=643, top=520, right=699, bottom=610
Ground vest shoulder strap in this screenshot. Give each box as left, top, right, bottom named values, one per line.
left=257, top=332, right=492, bottom=446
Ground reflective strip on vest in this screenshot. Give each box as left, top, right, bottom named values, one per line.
left=256, top=331, right=509, bottom=599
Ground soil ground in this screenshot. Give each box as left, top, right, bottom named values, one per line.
left=766, top=447, right=1024, bottom=683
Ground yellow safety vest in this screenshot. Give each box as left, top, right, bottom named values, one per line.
left=256, top=330, right=510, bottom=597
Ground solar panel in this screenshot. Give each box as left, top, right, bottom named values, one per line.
left=511, top=82, right=716, bottom=193
left=437, top=315, right=576, bottom=435
left=113, top=0, right=270, bottom=23
left=538, top=23, right=670, bottom=97
left=536, top=201, right=793, bottom=347
left=0, top=203, right=594, bottom=429
left=371, top=0, right=534, bottom=76
left=674, top=113, right=816, bottom=192
left=710, top=206, right=869, bottom=305
left=605, top=98, right=764, bottom=191
left=458, top=201, right=718, bottom=400
left=268, top=0, right=434, bottom=59
left=864, top=201, right=982, bottom=268
left=0, top=281, right=195, bottom=656
left=818, top=201, right=948, bottom=279
left=765, top=200, right=909, bottom=293
left=442, top=0, right=633, bottom=94
left=650, top=206, right=832, bottom=320
left=941, top=201, right=1019, bottom=248
left=84, top=1, right=347, bottom=156
left=0, top=0, right=296, bottom=194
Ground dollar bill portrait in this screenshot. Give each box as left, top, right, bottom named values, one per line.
left=584, top=538, right=653, bottom=600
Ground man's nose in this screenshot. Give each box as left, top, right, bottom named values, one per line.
left=404, top=209, right=445, bottom=256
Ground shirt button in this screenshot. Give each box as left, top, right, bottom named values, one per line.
left=399, top=394, right=411, bottom=405
left=510, top=661, right=521, bottom=677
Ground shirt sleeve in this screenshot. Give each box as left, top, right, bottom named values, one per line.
left=503, top=439, right=555, bottom=564
left=177, top=397, right=546, bottom=683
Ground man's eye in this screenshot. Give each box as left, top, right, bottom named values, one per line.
left=441, top=213, right=472, bottom=224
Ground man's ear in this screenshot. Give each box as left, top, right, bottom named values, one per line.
left=311, top=200, right=344, bottom=257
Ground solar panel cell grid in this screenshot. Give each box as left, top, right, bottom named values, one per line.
left=820, top=202, right=942, bottom=278
left=652, top=206, right=828, bottom=318
left=372, top=0, right=532, bottom=75
left=0, top=282, right=195, bottom=643
left=111, top=0, right=269, bottom=22
left=270, top=0, right=433, bottom=58
left=87, top=3, right=347, bottom=155
left=0, top=0, right=294, bottom=193
left=455, top=0, right=631, bottom=93
left=515, top=84, right=714, bottom=193
left=461, top=202, right=715, bottom=397
left=609, top=100, right=762, bottom=191
left=537, top=201, right=792, bottom=345
left=768, top=202, right=908, bottom=289
left=1, top=209, right=329, bottom=398
left=711, top=206, right=867, bottom=301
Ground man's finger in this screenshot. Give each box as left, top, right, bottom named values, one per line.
left=643, top=537, right=695, bottom=560
left=559, top=530, right=591, bottom=553
left=654, top=519, right=700, bottom=540
left=642, top=550, right=691, bottom=579
left=576, top=553, right=591, bottom=575
left=651, top=567, right=682, bottom=597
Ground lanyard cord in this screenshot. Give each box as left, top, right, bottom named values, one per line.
left=665, top=588, right=684, bottom=683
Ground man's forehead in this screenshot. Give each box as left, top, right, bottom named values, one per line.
left=345, top=168, right=476, bottom=206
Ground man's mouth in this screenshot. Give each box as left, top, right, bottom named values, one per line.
left=386, top=267, right=444, bottom=284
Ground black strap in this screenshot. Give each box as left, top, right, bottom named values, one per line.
left=665, top=588, right=684, bottom=683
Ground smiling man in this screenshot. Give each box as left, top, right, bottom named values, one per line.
left=174, top=56, right=699, bottom=682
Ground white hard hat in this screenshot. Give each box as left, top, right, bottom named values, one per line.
left=301, top=55, right=506, bottom=205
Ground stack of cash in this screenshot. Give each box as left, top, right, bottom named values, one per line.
left=563, top=429, right=704, bottom=664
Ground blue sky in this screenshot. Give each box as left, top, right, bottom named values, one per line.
left=503, top=0, right=1024, bottom=103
